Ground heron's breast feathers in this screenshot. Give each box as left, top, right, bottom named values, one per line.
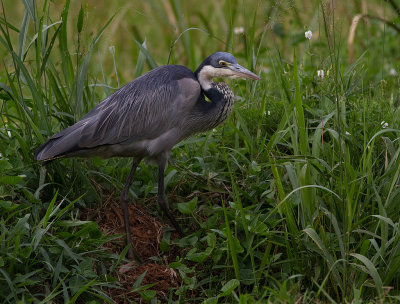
left=212, top=82, right=234, bottom=126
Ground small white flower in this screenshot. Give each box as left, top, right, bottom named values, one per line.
left=305, top=30, right=312, bottom=40
left=234, top=26, right=244, bottom=35
left=4, top=124, right=11, bottom=138
left=317, top=70, right=325, bottom=78
left=268, top=111, right=271, bottom=116
left=389, top=68, right=397, bottom=76
left=381, top=121, right=389, bottom=128
left=345, top=131, right=351, bottom=135
left=212, top=128, right=217, bottom=132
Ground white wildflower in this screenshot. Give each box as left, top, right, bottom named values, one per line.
left=381, top=121, right=389, bottom=129
left=389, top=68, right=397, bottom=76
left=305, top=30, right=312, bottom=40
left=317, top=70, right=325, bottom=78
left=345, top=131, right=351, bottom=135
left=234, top=26, right=244, bottom=35
left=268, top=111, right=271, bottom=116
left=5, top=124, right=11, bottom=138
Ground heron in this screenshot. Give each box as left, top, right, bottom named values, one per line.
left=35, top=52, right=260, bottom=260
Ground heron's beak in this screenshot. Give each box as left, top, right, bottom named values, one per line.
left=229, top=63, right=261, bottom=80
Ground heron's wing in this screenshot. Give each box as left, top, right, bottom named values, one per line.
left=35, top=66, right=201, bottom=160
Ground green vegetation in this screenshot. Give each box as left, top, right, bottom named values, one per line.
left=1, top=0, right=400, bottom=302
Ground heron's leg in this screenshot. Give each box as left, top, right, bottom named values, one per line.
left=120, top=159, right=141, bottom=262
left=157, top=162, right=184, bottom=236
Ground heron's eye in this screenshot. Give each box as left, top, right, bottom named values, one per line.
left=219, top=60, right=228, bottom=67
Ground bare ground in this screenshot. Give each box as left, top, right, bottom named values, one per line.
left=82, top=194, right=182, bottom=303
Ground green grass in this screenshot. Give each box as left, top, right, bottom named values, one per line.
left=2, top=0, right=400, bottom=302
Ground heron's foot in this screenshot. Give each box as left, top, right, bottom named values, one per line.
left=127, top=244, right=135, bottom=260
left=126, top=242, right=142, bottom=263
left=169, top=216, right=184, bottom=237
left=157, top=195, right=184, bottom=237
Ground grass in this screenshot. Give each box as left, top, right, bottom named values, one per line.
left=1, top=0, right=400, bottom=302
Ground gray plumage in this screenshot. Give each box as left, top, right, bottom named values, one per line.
left=35, top=52, right=260, bottom=260
left=35, top=67, right=234, bottom=161
left=36, top=66, right=197, bottom=160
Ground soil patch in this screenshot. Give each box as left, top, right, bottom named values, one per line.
left=82, top=195, right=181, bottom=303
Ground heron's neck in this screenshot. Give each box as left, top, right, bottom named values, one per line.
left=192, top=82, right=234, bottom=131
left=195, top=65, right=214, bottom=91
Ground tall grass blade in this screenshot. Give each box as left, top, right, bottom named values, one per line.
left=40, top=23, right=62, bottom=76
left=222, top=201, right=241, bottom=286
left=135, top=39, right=148, bottom=78
left=303, top=227, right=342, bottom=289
left=0, top=16, right=19, bottom=32
left=350, top=253, right=383, bottom=297
left=18, top=9, right=30, bottom=59
left=43, top=191, right=58, bottom=228
left=0, top=268, right=17, bottom=302
left=167, top=27, right=209, bottom=65
left=133, top=39, right=158, bottom=69
left=75, top=13, right=115, bottom=116
left=171, top=0, right=194, bottom=66
left=59, top=0, right=73, bottom=86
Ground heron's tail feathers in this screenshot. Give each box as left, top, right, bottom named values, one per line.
left=34, top=140, right=67, bottom=164
left=34, top=124, right=84, bottom=162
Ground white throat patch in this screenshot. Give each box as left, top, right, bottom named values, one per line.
left=197, top=65, right=235, bottom=91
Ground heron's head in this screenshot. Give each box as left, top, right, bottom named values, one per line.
left=195, top=52, right=261, bottom=91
